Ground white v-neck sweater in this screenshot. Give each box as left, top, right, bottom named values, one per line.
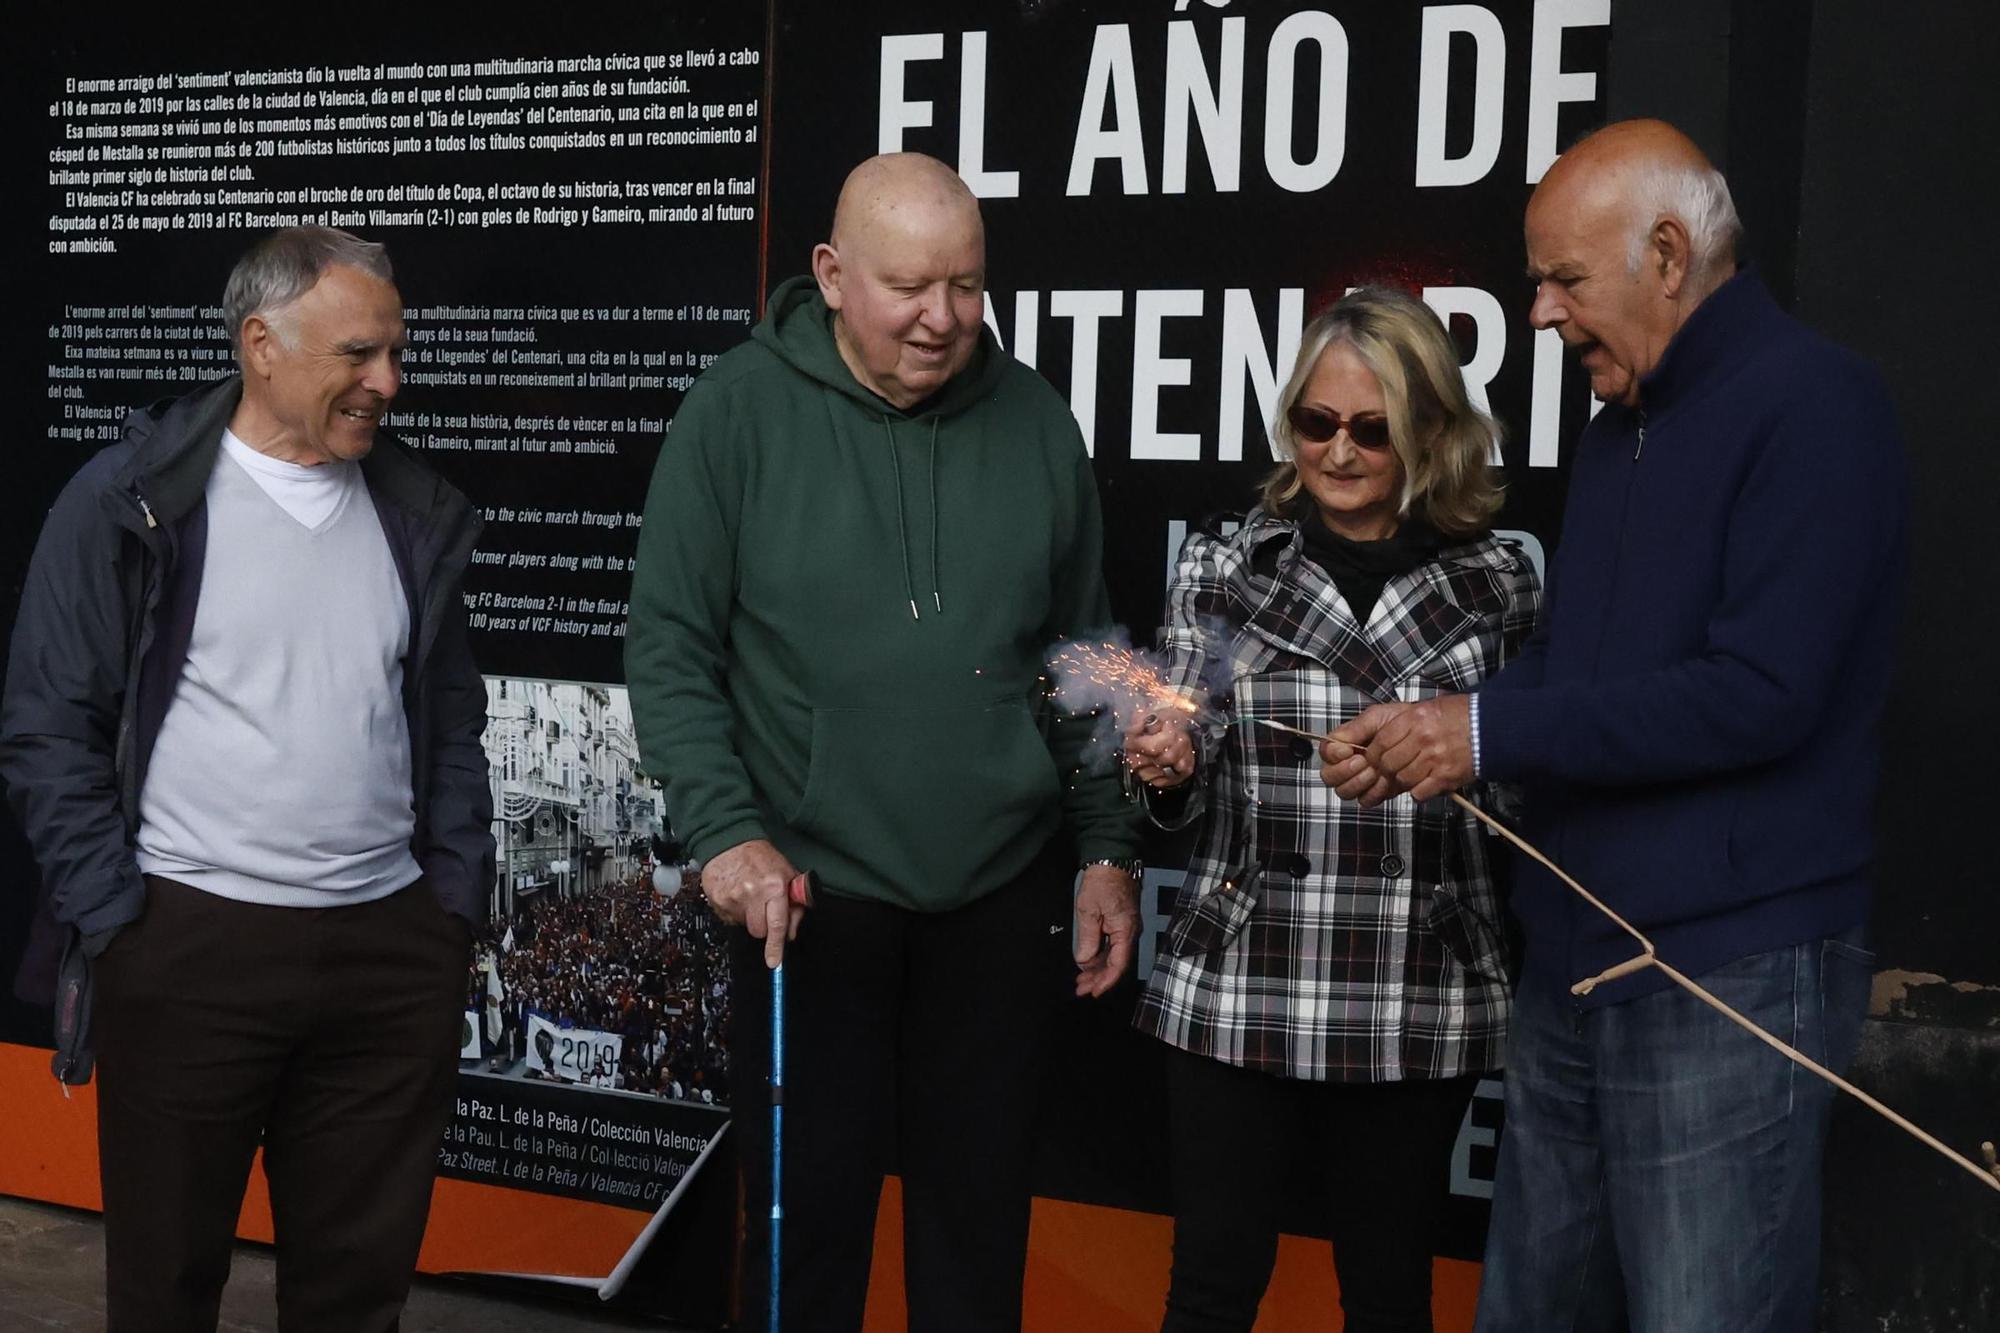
left=135, top=442, right=422, bottom=905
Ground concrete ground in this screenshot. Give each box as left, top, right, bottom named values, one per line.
left=0, top=1195, right=678, bottom=1331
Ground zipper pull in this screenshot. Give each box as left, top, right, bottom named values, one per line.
left=135, top=490, right=158, bottom=529
left=1634, top=412, right=1647, bottom=461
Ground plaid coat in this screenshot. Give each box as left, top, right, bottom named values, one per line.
left=1132, top=508, right=1540, bottom=1082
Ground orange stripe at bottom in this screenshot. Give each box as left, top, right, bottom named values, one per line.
left=0, top=1040, right=650, bottom=1277
left=864, top=1176, right=1481, bottom=1332
left=1, top=1042, right=1481, bottom=1327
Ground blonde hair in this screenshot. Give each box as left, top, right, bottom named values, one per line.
left=1262, top=286, right=1503, bottom=537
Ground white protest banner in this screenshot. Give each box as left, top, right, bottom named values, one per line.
left=525, top=1012, right=623, bottom=1088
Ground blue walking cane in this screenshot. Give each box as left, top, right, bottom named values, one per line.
left=771, top=870, right=815, bottom=1332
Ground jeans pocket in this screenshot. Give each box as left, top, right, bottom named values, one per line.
left=1819, top=931, right=1876, bottom=1074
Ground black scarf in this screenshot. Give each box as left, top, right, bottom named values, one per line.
left=1294, top=503, right=1448, bottom=626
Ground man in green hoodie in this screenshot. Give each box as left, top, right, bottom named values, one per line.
left=625, top=152, right=1143, bottom=1331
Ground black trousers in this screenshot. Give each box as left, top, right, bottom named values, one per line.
left=1162, top=1046, right=1479, bottom=1333
left=94, top=876, right=470, bottom=1333
left=728, top=840, right=1075, bottom=1333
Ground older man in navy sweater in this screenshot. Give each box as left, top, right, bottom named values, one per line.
left=1322, top=120, right=1906, bottom=1330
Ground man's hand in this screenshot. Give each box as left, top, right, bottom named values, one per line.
left=1073, top=864, right=1140, bottom=997
left=1320, top=703, right=1403, bottom=803
left=1320, top=724, right=1390, bottom=804
left=702, top=839, right=803, bottom=968
left=1121, top=709, right=1195, bottom=788
left=1321, top=696, right=1475, bottom=806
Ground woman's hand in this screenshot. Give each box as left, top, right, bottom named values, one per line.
left=1123, top=710, right=1196, bottom=788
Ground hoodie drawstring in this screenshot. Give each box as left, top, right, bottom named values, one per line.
left=881, top=414, right=944, bottom=620
left=927, top=418, right=942, bottom=615
left=881, top=416, right=921, bottom=619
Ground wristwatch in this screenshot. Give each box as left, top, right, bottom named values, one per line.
left=1080, top=856, right=1144, bottom=880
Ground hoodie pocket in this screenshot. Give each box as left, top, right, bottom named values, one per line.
left=786, top=699, right=1062, bottom=893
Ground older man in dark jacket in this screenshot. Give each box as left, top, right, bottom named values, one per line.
left=1, top=227, right=492, bottom=1332
left=1322, top=121, right=1907, bottom=1331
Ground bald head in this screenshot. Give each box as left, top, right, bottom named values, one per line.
left=1524, top=120, right=1741, bottom=407
left=1532, top=120, right=1740, bottom=289
left=829, top=152, right=983, bottom=258
left=1539, top=119, right=1711, bottom=195
left=812, top=154, right=987, bottom=409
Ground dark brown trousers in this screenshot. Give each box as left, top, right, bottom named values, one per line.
left=94, top=875, right=470, bottom=1333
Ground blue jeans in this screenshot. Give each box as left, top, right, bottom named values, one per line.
left=1475, top=930, right=1873, bottom=1333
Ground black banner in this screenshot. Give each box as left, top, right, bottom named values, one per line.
left=768, top=0, right=1609, bottom=630
left=3, top=0, right=1608, bottom=1312
left=441, top=1071, right=728, bottom=1212
left=25, top=3, right=767, bottom=688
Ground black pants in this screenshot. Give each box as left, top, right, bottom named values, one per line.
left=94, top=876, right=470, bottom=1333
left=1162, top=1047, right=1479, bottom=1333
left=728, top=841, right=1075, bottom=1333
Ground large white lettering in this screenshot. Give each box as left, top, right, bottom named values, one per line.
left=1067, top=25, right=1149, bottom=196
left=1263, top=11, right=1348, bottom=193
left=1049, top=289, right=1125, bottom=454
left=1422, top=285, right=1508, bottom=445
left=1416, top=5, right=1506, bottom=188
left=1163, top=18, right=1244, bottom=194
left=1131, top=289, right=1205, bottom=461
left=956, top=32, right=1018, bottom=197
left=1218, top=287, right=1303, bottom=462
left=1526, top=0, right=1610, bottom=182
left=877, top=33, right=942, bottom=153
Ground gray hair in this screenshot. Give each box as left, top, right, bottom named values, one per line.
left=1625, top=160, right=1741, bottom=286
left=223, top=226, right=394, bottom=358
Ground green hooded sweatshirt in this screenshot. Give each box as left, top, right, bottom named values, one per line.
left=625, top=276, right=1140, bottom=910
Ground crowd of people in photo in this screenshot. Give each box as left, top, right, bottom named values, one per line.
left=467, top=860, right=732, bottom=1106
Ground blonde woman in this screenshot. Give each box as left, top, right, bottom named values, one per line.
left=1126, top=287, right=1540, bottom=1333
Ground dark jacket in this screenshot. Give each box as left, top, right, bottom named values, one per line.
left=1478, top=271, right=1908, bottom=1005
left=1, top=376, right=494, bottom=1083
left=624, top=276, right=1139, bottom=911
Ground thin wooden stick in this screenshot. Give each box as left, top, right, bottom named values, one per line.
left=1648, top=953, right=2000, bottom=1195
left=1248, top=714, right=2000, bottom=1196
left=1443, top=786, right=1653, bottom=957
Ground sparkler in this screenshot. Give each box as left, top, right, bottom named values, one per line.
left=1045, top=640, right=1201, bottom=718
left=1246, top=714, right=2000, bottom=1196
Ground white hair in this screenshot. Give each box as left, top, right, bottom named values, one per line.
left=1625, top=159, right=1742, bottom=285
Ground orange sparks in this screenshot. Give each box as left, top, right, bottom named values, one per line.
left=1047, top=641, right=1200, bottom=716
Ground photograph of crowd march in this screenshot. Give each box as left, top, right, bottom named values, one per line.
left=462, top=677, right=731, bottom=1108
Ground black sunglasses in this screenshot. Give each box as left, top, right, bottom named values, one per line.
left=1286, top=405, right=1393, bottom=450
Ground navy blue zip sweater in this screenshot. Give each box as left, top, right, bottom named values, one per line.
left=1477, top=270, right=1907, bottom=1006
